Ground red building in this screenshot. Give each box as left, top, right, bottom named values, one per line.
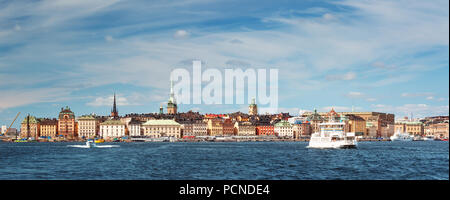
left=256, top=124, right=275, bottom=136
left=58, top=106, right=76, bottom=140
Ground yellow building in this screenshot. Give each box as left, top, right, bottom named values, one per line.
left=39, top=119, right=58, bottom=138
left=344, top=114, right=366, bottom=136
left=207, top=118, right=224, bottom=136
left=425, top=123, right=449, bottom=138
left=395, top=121, right=424, bottom=136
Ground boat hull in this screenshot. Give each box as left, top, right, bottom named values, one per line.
left=307, top=139, right=357, bottom=149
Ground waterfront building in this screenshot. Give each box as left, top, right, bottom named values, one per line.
left=234, top=121, right=256, bottom=136
left=306, top=109, right=325, bottom=134
left=395, top=121, right=424, bottom=136
left=292, top=122, right=311, bottom=138
left=167, top=79, right=177, bottom=114
left=425, top=122, right=449, bottom=138
left=255, top=122, right=275, bottom=136
left=20, top=115, right=40, bottom=139
left=223, top=118, right=235, bottom=135
left=180, top=121, right=194, bottom=137
left=207, top=118, right=224, bottom=136
left=142, top=119, right=181, bottom=138
left=192, top=120, right=208, bottom=136
left=248, top=97, right=257, bottom=116
left=274, top=120, right=293, bottom=138
left=99, top=119, right=126, bottom=139
left=58, top=106, right=76, bottom=139
left=1, top=125, right=6, bottom=134
left=77, top=115, right=99, bottom=139
left=344, top=114, right=366, bottom=136
left=128, top=118, right=143, bottom=137
left=305, top=110, right=395, bottom=138
left=39, top=118, right=58, bottom=138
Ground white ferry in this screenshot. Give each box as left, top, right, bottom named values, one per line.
left=307, top=121, right=357, bottom=149
left=390, top=131, right=413, bottom=141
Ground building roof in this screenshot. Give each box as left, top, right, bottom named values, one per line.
left=21, top=115, right=39, bottom=124
left=78, top=115, right=97, bottom=120
left=274, top=120, right=292, bottom=127
left=59, top=106, right=75, bottom=119
left=39, top=119, right=58, bottom=125
left=306, top=109, right=324, bottom=121
left=142, top=119, right=180, bottom=126
left=100, top=119, right=125, bottom=125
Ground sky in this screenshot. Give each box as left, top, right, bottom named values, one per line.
left=0, top=0, right=449, bottom=129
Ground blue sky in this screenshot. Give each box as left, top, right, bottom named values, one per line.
left=0, top=0, right=448, bottom=129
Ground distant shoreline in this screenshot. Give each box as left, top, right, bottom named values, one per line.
left=1, top=138, right=401, bottom=143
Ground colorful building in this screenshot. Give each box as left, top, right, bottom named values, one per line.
left=395, top=121, right=424, bottom=136
left=20, top=115, right=40, bottom=139
left=207, top=118, right=224, bottom=136
left=39, top=118, right=58, bottom=138
left=255, top=123, right=275, bottom=136
left=234, top=121, right=256, bottom=136
left=58, top=106, right=76, bottom=139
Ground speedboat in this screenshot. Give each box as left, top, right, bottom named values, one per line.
left=390, top=131, right=413, bottom=141
left=307, top=120, right=357, bottom=149
left=68, top=141, right=95, bottom=148
left=68, top=140, right=119, bottom=148
left=423, top=136, right=434, bottom=141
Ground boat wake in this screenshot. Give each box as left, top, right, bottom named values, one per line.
left=68, top=141, right=119, bottom=148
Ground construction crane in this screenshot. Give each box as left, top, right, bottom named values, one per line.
left=3, top=112, right=20, bottom=138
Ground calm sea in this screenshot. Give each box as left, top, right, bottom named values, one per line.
left=0, top=141, right=448, bottom=180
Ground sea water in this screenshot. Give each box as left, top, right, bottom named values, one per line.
left=0, top=141, right=448, bottom=180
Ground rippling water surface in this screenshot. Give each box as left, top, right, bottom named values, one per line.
left=0, top=141, right=448, bottom=180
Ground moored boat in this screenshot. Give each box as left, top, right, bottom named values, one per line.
left=307, top=119, right=357, bottom=149
left=390, top=131, right=413, bottom=141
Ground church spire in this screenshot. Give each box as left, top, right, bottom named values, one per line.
left=111, top=92, right=118, bottom=118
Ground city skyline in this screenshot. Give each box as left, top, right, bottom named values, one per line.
left=0, top=0, right=449, bottom=128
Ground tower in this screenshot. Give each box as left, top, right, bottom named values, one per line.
left=159, top=104, right=164, bottom=115
left=111, top=93, right=118, bottom=118
left=167, top=79, right=177, bottom=114
left=249, top=97, right=257, bottom=115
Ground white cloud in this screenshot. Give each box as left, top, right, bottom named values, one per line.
left=346, top=91, right=364, bottom=98
left=322, top=13, right=335, bottom=20
left=371, top=103, right=450, bottom=118
left=401, top=92, right=434, bottom=97
left=326, top=72, right=356, bottom=81
left=14, top=24, right=21, bottom=31
left=366, top=98, right=377, bottom=102
left=104, top=35, right=114, bottom=42
left=174, top=30, right=190, bottom=38
left=86, top=95, right=136, bottom=107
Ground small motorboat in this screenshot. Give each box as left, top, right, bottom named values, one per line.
left=68, top=141, right=119, bottom=148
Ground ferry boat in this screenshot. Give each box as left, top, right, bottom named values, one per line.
left=390, top=131, right=413, bottom=141
left=307, top=120, right=357, bottom=149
